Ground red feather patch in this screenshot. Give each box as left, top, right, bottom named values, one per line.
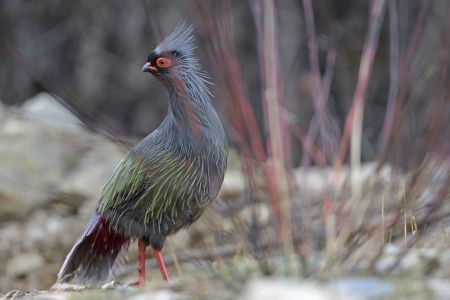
left=87, top=217, right=129, bottom=255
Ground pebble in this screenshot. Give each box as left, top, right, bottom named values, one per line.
left=5, top=253, right=44, bottom=278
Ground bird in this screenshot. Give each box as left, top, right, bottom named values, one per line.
left=57, top=23, right=228, bottom=287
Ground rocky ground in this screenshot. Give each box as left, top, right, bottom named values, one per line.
left=0, top=93, right=449, bottom=299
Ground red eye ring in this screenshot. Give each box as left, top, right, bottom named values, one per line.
left=156, top=57, right=172, bottom=68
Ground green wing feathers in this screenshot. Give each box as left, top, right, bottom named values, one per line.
left=97, top=157, right=148, bottom=212
left=97, top=150, right=208, bottom=224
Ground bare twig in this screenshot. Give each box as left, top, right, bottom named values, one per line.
left=377, top=0, right=431, bottom=165
left=332, top=0, right=386, bottom=192
left=350, top=0, right=386, bottom=178
left=301, top=0, right=339, bottom=165
left=377, top=0, right=400, bottom=159
left=260, top=0, right=294, bottom=271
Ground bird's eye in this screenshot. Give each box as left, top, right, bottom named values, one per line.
left=156, top=57, right=172, bottom=69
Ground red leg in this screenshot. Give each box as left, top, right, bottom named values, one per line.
left=152, top=248, right=170, bottom=282
left=137, top=239, right=147, bottom=286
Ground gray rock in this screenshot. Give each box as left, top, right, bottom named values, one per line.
left=428, top=279, right=450, bottom=300
left=21, top=93, right=81, bottom=130
left=400, top=248, right=439, bottom=271
left=220, top=169, right=246, bottom=199
left=128, top=290, right=182, bottom=300
left=51, top=282, right=86, bottom=291
left=294, top=162, right=396, bottom=197
left=241, top=278, right=357, bottom=300
left=0, top=94, right=127, bottom=291
left=375, top=244, right=401, bottom=273
left=238, top=203, right=270, bottom=226
left=327, top=277, right=395, bottom=300
left=5, top=252, right=44, bottom=278
left=59, top=138, right=124, bottom=201
left=0, top=115, right=71, bottom=219
left=0, top=95, right=123, bottom=220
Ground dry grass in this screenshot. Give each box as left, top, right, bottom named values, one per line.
left=187, top=0, right=450, bottom=281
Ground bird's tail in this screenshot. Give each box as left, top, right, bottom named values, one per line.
left=57, top=212, right=130, bottom=285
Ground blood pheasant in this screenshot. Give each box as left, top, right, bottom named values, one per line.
left=57, top=23, right=228, bottom=286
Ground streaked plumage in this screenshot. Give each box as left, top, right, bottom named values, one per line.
left=57, top=23, right=228, bottom=285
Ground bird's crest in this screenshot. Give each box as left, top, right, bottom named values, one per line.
left=154, top=22, right=210, bottom=84
left=155, top=22, right=196, bottom=58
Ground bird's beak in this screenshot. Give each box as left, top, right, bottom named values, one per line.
left=142, top=62, right=157, bottom=73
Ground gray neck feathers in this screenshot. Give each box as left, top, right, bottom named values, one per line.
left=162, top=71, right=225, bottom=154
left=153, top=23, right=226, bottom=156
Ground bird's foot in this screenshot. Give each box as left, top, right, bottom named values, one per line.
left=128, top=280, right=145, bottom=287
left=129, top=240, right=148, bottom=287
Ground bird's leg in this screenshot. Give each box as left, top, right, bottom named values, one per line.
left=152, top=248, right=170, bottom=282
left=130, top=239, right=147, bottom=287
left=137, top=239, right=147, bottom=286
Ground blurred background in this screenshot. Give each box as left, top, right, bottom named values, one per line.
left=0, top=0, right=449, bottom=299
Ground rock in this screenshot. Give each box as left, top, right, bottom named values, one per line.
left=439, top=249, right=450, bottom=271
left=0, top=210, right=83, bottom=292
left=51, top=282, right=86, bottom=291
left=240, top=278, right=357, bottom=300
left=383, top=243, right=401, bottom=255
left=0, top=97, right=126, bottom=291
left=21, top=92, right=81, bottom=130
left=294, top=167, right=336, bottom=196
left=376, top=244, right=443, bottom=275
left=32, top=292, right=72, bottom=300
left=327, top=277, right=395, bottom=300
left=128, top=290, right=182, bottom=300
left=0, top=117, right=70, bottom=219
left=1, top=290, right=26, bottom=299
left=237, top=203, right=270, bottom=226
left=374, top=244, right=401, bottom=273
left=220, top=169, right=246, bottom=199
left=59, top=138, right=124, bottom=201
left=428, top=279, right=450, bottom=300
left=6, top=252, right=44, bottom=278
left=0, top=95, right=124, bottom=220
left=294, top=162, right=396, bottom=196
left=0, top=101, right=5, bottom=118
left=400, top=248, right=441, bottom=274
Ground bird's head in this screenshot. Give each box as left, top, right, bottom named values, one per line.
left=142, top=50, right=178, bottom=77
left=142, top=23, right=199, bottom=81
